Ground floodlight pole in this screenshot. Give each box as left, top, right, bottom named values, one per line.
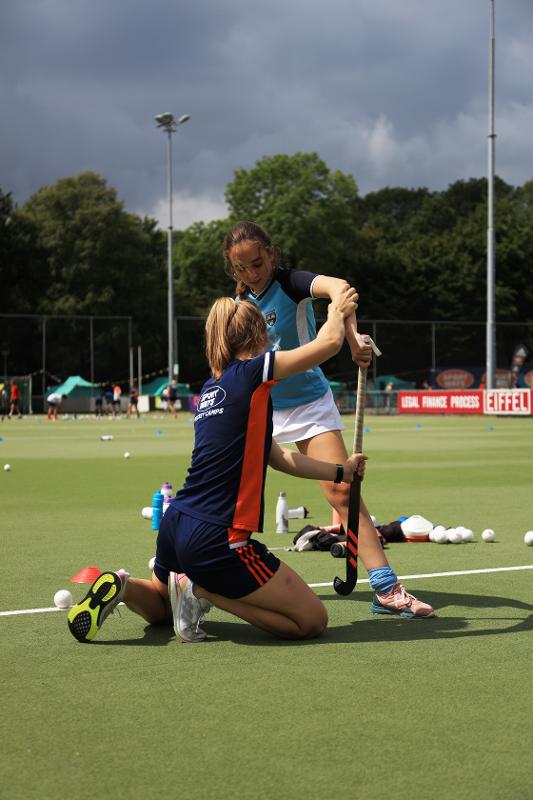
left=486, top=0, right=496, bottom=389
left=155, top=112, right=190, bottom=384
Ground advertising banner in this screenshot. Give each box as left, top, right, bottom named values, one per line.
left=431, top=367, right=514, bottom=389
left=398, top=389, right=533, bottom=415
left=398, top=391, right=482, bottom=414
left=483, top=389, right=532, bottom=415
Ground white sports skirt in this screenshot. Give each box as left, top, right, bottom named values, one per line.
left=272, top=388, right=344, bottom=444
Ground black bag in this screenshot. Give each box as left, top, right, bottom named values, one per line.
left=376, top=521, right=405, bottom=542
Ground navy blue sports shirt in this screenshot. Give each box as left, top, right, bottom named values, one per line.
left=172, top=352, right=277, bottom=540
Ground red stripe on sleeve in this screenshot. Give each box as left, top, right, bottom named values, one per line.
left=232, top=381, right=275, bottom=531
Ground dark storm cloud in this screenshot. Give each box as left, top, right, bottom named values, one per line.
left=1, top=0, right=532, bottom=227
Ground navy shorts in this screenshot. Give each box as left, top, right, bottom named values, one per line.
left=154, top=507, right=280, bottom=599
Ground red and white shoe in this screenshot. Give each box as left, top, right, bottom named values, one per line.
left=371, top=583, right=435, bottom=618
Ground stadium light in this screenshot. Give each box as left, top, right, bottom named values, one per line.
left=154, top=111, right=190, bottom=383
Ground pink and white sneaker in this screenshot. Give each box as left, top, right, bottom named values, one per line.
left=371, top=583, right=435, bottom=618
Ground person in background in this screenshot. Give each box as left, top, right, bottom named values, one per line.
left=384, top=381, right=394, bottom=414
left=9, top=381, right=22, bottom=418
left=167, top=379, right=178, bottom=419
left=0, top=383, right=8, bottom=421
left=112, top=384, right=122, bottom=417
left=128, top=384, right=140, bottom=418
left=223, top=220, right=434, bottom=620
left=94, top=394, right=104, bottom=418
left=103, top=386, right=114, bottom=415
left=47, top=392, right=66, bottom=420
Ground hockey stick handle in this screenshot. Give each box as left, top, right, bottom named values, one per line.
left=351, top=330, right=380, bottom=455
left=353, top=366, right=367, bottom=455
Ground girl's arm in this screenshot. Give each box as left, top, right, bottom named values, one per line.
left=272, top=284, right=356, bottom=380
left=312, top=275, right=373, bottom=369
left=268, top=440, right=367, bottom=483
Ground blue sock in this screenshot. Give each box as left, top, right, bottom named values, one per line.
left=368, top=566, right=397, bottom=594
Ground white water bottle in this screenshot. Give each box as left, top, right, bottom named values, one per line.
left=288, top=506, right=308, bottom=519
left=276, top=491, right=289, bottom=533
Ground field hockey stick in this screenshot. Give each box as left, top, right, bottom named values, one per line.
left=333, top=334, right=381, bottom=596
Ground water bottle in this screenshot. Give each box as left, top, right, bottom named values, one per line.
left=330, top=542, right=346, bottom=558
left=275, top=491, right=289, bottom=533
left=162, top=494, right=172, bottom=516
left=160, top=482, right=173, bottom=498
left=151, top=490, right=163, bottom=531
left=288, top=506, right=309, bottom=519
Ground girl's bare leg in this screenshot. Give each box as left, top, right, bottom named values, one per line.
left=123, top=573, right=171, bottom=624
left=297, top=430, right=388, bottom=571
left=194, top=562, right=327, bottom=640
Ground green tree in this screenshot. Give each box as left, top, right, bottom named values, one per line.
left=173, top=220, right=233, bottom=313
left=18, top=172, right=166, bottom=378
left=225, top=152, right=361, bottom=279
left=0, top=188, right=44, bottom=314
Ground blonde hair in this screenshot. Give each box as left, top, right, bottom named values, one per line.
left=205, top=298, right=267, bottom=379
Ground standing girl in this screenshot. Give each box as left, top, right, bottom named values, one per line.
left=223, top=220, right=434, bottom=619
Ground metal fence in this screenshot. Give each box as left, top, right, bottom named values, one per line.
left=174, top=316, right=532, bottom=390
left=1, top=313, right=531, bottom=394
left=336, top=389, right=399, bottom=415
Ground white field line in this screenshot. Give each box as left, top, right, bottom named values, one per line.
left=0, top=606, right=61, bottom=616
left=309, top=563, right=533, bottom=588
left=0, top=565, right=531, bottom=618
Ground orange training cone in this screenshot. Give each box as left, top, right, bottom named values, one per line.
left=70, top=566, right=102, bottom=584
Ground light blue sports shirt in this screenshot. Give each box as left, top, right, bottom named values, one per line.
left=244, top=267, right=330, bottom=410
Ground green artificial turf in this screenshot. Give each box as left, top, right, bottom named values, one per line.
left=0, top=413, right=531, bottom=800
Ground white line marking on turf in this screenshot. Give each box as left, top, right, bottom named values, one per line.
left=308, top=564, right=533, bottom=588
left=0, top=606, right=61, bottom=616
left=0, top=565, right=531, bottom=618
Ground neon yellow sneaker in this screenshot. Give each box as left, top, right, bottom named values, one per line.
left=68, top=571, right=126, bottom=642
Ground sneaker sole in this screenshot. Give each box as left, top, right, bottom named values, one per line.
left=370, top=601, right=435, bottom=619
left=67, top=572, right=123, bottom=642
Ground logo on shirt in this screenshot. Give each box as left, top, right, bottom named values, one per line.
left=197, top=386, right=227, bottom=411
left=265, top=309, right=277, bottom=326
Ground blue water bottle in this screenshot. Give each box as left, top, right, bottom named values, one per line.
left=151, top=490, right=164, bottom=532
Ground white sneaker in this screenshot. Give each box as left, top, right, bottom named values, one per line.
left=168, top=572, right=211, bottom=643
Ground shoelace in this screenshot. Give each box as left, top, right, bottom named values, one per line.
left=393, top=585, right=414, bottom=608
left=194, top=604, right=211, bottom=634
left=194, top=614, right=204, bottom=635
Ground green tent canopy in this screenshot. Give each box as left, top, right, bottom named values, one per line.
left=328, top=380, right=345, bottom=398
left=48, top=375, right=101, bottom=397
left=141, top=377, right=192, bottom=397
left=372, top=374, right=416, bottom=390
